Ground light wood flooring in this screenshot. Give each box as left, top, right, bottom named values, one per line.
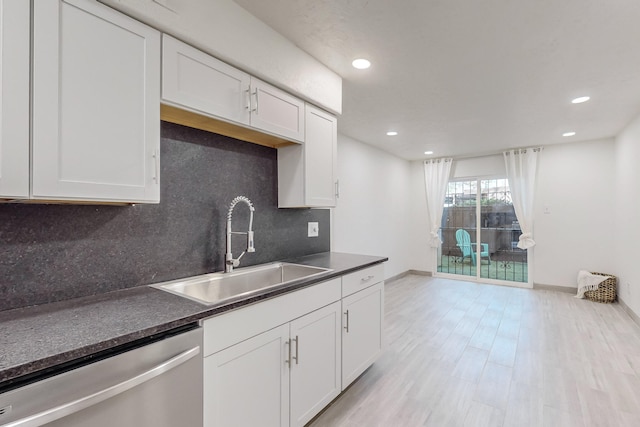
left=308, top=274, right=640, bottom=427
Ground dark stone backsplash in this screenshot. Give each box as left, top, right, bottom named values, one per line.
left=0, top=122, right=330, bottom=312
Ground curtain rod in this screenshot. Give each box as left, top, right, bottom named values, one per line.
left=448, top=146, right=543, bottom=161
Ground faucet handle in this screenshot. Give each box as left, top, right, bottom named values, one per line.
left=247, top=231, right=255, bottom=253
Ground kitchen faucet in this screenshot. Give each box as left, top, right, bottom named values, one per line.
left=225, top=196, right=255, bottom=273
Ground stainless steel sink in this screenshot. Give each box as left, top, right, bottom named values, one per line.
left=150, top=262, right=333, bottom=306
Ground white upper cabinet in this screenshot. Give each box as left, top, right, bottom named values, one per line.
left=162, top=35, right=251, bottom=126
left=161, top=36, right=304, bottom=144
left=278, top=104, right=337, bottom=208
left=249, top=78, right=304, bottom=143
left=32, top=0, right=161, bottom=203
left=0, top=0, right=30, bottom=199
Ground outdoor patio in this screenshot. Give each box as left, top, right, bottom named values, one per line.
left=437, top=250, right=528, bottom=283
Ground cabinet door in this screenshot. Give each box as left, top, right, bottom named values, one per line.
left=277, top=105, right=337, bottom=208
left=204, top=324, right=290, bottom=427
left=303, top=105, right=337, bottom=207
left=162, top=35, right=251, bottom=126
left=0, top=0, right=29, bottom=199
left=32, top=0, right=161, bottom=203
left=289, top=301, right=342, bottom=427
left=250, top=78, right=304, bottom=143
left=342, top=281, right=384, bottom=389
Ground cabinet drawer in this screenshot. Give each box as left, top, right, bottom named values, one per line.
left=202, top=277, right=341, bottom=357
left=342, top=264, right=384, bottom=297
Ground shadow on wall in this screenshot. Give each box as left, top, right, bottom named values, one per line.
left=0, top=122, right=330, bottom=312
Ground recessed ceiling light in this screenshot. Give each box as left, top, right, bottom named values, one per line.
left=571, top=96, right=590, bottom=104
left=386, top=131, right=398, bottom=136
left=352, top=58, right=371, bottom=69
left=424, top=151, right=434, bottom=155
left=562, top=131, right=576, bottom=137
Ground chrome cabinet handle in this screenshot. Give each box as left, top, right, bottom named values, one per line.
left=335, top=180, right=340, bottom=198
left=344, top=310, right=350, bottom=333
left=153, top=148, right=160, bottom=184
left=5, top=346, right=200, bottom=427
left=245, top=89, right=251, bottom=110
left=361, top=275, right=375, bottom=283
left=251, top=89, right=259, bottom=113
left=292, top=336, right=299, bottom=365
left=286, top=339, right=292, bottom=364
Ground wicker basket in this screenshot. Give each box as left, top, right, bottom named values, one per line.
left=584, top=272, right=617, bottom=303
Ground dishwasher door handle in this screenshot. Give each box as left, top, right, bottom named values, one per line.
left=6, top=346, right=201, bottom=427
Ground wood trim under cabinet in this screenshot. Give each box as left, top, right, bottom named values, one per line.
left=161, top=104, right=297, bottom=149
left=0, top=198, right=130, bottom=205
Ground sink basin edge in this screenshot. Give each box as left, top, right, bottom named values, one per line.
left=150, top=262, right=334, bottom=306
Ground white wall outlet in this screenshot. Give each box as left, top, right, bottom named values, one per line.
left=308, top=222, right=319, bottom=237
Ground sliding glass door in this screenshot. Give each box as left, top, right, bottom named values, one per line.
left=437, top=178, right=528, bottom=284
left=439, top=180, right=479, bottom=277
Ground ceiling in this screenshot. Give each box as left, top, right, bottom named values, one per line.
left=234, top=0, right=640, bottom=160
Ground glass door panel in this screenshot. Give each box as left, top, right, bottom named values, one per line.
left=438, top=180, right=478, bottom=278
left=437, top=178, right=528, bottom=284
left=479, top=179, right=528, bottom=283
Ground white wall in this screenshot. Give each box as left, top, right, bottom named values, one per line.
left=332, top=134, right=413, bottom=280
left=451, top=155, right=505, bottom=179
left=615, top=113, right=640, bottom=314
left=408, top=141, right=616, bottom=288
left=534, top=139, right=616, bottom=288
left=408, top=161, right=432, bottom=273
left=99, top=0, right=342, bottom=114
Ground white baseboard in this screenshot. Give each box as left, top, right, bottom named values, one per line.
left=407, top=269, right=432, bottom=276
left=533, top=283, right=576, bottom=294
left=618, top=298, right=640, bottom=329
left=386, top=270, right=432, bottom=284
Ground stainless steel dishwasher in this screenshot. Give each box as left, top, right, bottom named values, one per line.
left=0, top=326, right=202, bottom=427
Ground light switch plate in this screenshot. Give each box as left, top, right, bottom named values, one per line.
left=308, top=222, right=319, bottom=237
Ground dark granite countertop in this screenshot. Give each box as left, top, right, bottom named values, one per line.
left=0, top=252, right=387, bottom=390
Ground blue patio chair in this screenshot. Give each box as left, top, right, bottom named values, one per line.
left=455, top=229, right=490, bottom=265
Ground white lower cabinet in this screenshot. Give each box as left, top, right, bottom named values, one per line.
left=342, top=281, right=384, bottom=389
left=204, top=324, right=290, bottom=427
left=202, top=279, right=342, bottom=427
left=290, top=301, right=342, bottom=426
left=202, top=266, right=384, bottom=426
left=204, top=301, right=341, bottom=427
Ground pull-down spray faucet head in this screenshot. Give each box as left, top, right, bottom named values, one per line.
left=225, top=196, right=255, bottom=272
